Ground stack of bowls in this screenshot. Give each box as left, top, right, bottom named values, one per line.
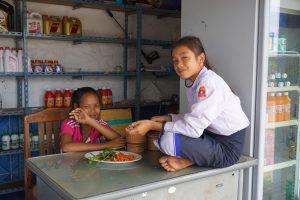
left=126, top=134, right=146, bottom=153
left=147, top=131, right=160, bottom=151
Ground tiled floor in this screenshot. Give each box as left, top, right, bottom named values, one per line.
left=0, top=191, right=24, bottom=200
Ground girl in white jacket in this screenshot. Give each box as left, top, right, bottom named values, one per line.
left=126, top=36, right=249, bottom=171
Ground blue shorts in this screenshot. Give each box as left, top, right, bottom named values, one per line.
left=154, top=129, right=246, bottom=168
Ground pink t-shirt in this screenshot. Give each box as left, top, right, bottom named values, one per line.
left=61, top=118, right=111, bottom=143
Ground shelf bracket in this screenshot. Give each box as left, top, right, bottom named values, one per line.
left=72, top=40, right=82, bottom=45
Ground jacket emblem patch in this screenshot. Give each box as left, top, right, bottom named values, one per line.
left=198, top=86, right=206, bottom=98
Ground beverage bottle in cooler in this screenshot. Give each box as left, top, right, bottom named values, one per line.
left=283, top=92, right=291, bottom=121
left=0, top=47, right=4, bottom=72
left=1, top=134, right=10, bottom=150
left=107, top=88, right=113, bottom=105
left=11, top=133, right=19, bottom=149
left=267, top=93, right=276, bottom=122
left=275, top=92, right=284, bottom=122
left=63, top=88, right=72, bottom=108
left=54, top=88, right=63, bottom=108
left=268, top=73, right=276, bottom=87
left=275, top=72, right=284, bottom=87
left=44, top=89, right=54, bottom=108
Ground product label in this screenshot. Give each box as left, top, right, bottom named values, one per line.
left=55, top=97, right=63, bottom=107
left=63, top=97, right=71, bottom=107
left=9, top=55, right=18, bottom=72
left=276, top=104, right=284, bottom=113
left=47, top=97, right=55, bottom=108
left=102, top=96, right=108, bottom=105
left=2, top=141, right=9, bottom=150
left=50, top=22, right=60, bottom=33
left=70, top=24, right=79, bottom=34
left=285, top=104, right=291, bottom=112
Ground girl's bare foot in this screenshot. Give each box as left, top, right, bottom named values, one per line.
left=159, top=156, right=193, bottom=172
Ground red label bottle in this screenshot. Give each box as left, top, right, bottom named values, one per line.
left=54, top=88, right=63, bottom=108
left=63, top=88, right=72, bottom=108
left=44, top=89, right=54, bottom=108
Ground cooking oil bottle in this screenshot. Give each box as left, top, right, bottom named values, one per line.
left=63, top=16, right=82, bottom=36
left=43, top=15, right=62, bottom=35
left=0, top=1, right=14, bottom=32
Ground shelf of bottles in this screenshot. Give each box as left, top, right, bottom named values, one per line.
left=264, top=49, right=300, bottom=199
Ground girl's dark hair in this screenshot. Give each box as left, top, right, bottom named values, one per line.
left=72, top=87, right=100, bottom=107
left=171, top=36, right=212, bottom=69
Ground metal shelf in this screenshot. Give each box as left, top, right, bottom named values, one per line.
left=0, top=72, right=24, bottom=77
left=26, top=71, right=136, bottom=77
left=26, top=0, right=180, bottom=17
left=268, top=51, right=300, bottom=57
left=0, top=185, right=24, bottom=196
left=264, top=159, right=296, bottom=172
left=267, top=86, right=300, bottom=92
left=0, top=148, right=39, bottom=156
left=0, top=107, right=43, bottom=116
left=266, top=119, right=298, bottom=129
left=0, top=32, right=22, bottom=38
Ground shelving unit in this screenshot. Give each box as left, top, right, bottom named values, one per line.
left=0, top=0, right=180, bottom=195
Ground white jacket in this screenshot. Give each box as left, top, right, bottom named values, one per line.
left=165, top=67, right=249, bottom=138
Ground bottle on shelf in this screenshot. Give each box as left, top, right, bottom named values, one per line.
left=275, top=92, right=284, bottom=122
left=10, top=133, right=19, bottom=149
left=268, top=73, right=276, bottom=87
left=101, top=87, right=108, bottom=106
left=107, top=88, right=113, bottom=105
left=267, top=93, right=276, bottom=122
left=63, top=88, right=72, bottom=108
left=1, top=134, right=10, bottom=150
left=44, top=89, right=55, bottom=108
left=54, top=88, right=63, bottom=108
left=288, top=138, right=295, bottom=159
left=275, top=72, right=284, bottom=87
left=283, top=92, right=291, bottom=121
left=4, top=47, right=18, bottom=72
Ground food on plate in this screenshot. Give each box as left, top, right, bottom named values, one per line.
left=89, top=148, right=136, bottom=162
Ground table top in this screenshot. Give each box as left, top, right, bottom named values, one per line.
left=26, top=151, right=257, bottom=200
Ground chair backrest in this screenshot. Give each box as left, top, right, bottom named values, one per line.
left=24, top=108, right=69, bottom=200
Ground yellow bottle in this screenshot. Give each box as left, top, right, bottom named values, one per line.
left=63, top=16, right=82, bottom=36
left=43, top=15, right=62, bottom=35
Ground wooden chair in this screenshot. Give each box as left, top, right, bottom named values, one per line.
left=23, top=108, right=69, bottom=200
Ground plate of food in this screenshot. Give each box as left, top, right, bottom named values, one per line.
left=85, top=149, right=142, bottom=164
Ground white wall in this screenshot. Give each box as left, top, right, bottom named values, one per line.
left=0, top=1, right=180, bottom=108
left=181, top=0, right=259, bottom=199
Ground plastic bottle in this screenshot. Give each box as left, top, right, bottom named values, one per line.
left=4, top=47, right=18, bottom=72
left=98, top=88, right=103, bottom=105
left=54, top=88, right=63, bottom=108
left=275, top=92, right=284, bottom=122
left=283, top=92, right=291, bottom=121
left=268, top=74, right=276, bottom=87
left=17, top=48, right=23, bottom=72
left=101, top=87, right=107, bottom=106
left=275, top=72, right=284, bottom=87
left=19, top=133, right=24, bottom=148
left=2, top=135, right=10, bottom=150
left=63, top=88, right=72, bottom=108
left=32, top=135, right=39, bottom=149
left=11, top=134, right=19, bottom=149
left=107, top=88, right=113, bottom=105
left=267, top=93, right=276, bottom=122
left=11, top=47, right=16, bottom=56
left=0, top=47, right=4, bottom=72
left=44, top=89, right=55, bottom=108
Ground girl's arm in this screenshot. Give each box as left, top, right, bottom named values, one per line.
left=88, top=119, right=120, bottom=140
left=61, top=134, right=125, bottom=152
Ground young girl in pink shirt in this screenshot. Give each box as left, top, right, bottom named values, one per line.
left=60, top=87, right=125, bottom=152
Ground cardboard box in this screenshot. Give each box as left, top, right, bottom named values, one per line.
left=100, top=108, right=132, bottom=136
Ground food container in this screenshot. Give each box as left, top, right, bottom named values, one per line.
left=43, top=15, right=63, bottom=35
left=63, top=16, right=82, bottom=36
left=27, top=12, right=43, bottom=33
left=126, top=133, right=146, bottom=144
left=126, top=143, right=145, bottom=153
left=147, top=131, right=160, bottom=151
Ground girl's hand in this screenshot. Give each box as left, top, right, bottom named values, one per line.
left=69, top=108, right=92, bottom=125
left=125, top=120, right=153, bottom=136
left=151, top=115, right=171, bottom=122
left=106, top=137, right=126, bottom=148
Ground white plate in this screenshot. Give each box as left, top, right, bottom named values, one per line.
left=84, top=151, right=142, bottom=164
